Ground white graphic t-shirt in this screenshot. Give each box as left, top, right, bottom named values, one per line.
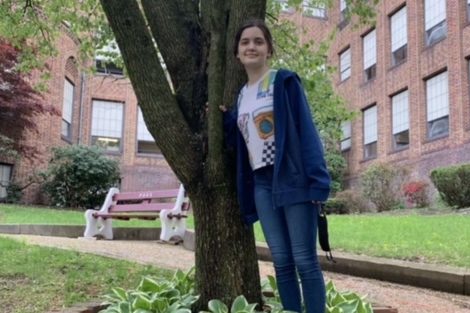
left=237, top=69, right=277, bottom=170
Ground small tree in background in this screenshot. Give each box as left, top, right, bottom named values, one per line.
left=0, top=40, right=58, bottom=159
left=361, top=162, right=409, bottom=212
left=42, top=145, right=120, bottom=209
left=430, top=164, right=470, bottom=209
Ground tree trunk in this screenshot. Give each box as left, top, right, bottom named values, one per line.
left=99, top=0, right=266, bottom=308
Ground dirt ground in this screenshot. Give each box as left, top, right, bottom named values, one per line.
left=2, top=234, right=470, bottom=313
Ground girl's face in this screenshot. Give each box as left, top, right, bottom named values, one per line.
left=236, top=26, right=271, bottom=69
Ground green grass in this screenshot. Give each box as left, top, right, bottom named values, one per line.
left=0, top=235, right=172, bottom=313
left=1, top=204, right=470, bottom=268
left=329, top=212, right=470, bottom=268
left=0, top=204, right=194, bottom=228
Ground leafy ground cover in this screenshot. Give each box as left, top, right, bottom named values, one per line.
left=1, top=204, right=469, bottom=268
left=0, top=236, right=171, bottom=313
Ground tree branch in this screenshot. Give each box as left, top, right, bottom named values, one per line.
left=99, top=0, right=203, bottom=187
left=141, top=0, right=205, bottom=132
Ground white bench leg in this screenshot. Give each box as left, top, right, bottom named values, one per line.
left=84, top=210, right=113, bottom=240
left=160, top=209, right=186, bottom=242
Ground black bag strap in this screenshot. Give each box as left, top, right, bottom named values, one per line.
left=317, top=203, right=336, bottom=263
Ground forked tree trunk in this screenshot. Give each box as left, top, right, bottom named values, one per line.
left=99, top=0, right=266, bottom=308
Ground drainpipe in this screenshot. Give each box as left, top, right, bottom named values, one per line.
left=78, top=71, right=86, bottom=144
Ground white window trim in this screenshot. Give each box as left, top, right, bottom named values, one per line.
left=91, top=100, right=124, bottom=139
left=62, top=79, right=74, bottom=137
left=341, top=121, right=352, bottom=151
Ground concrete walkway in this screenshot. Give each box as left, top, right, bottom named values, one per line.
left=2, top=234, right=470, bottom=313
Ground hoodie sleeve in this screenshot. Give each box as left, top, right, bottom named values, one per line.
left=285, top=75, right=331, bottom=199
left=223, top=108, right=238, bottom=150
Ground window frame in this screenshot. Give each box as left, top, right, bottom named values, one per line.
left=425, top=71, right=449, bottom=140
left=0, top=163, right=13, bottom=200
left=302, top=0, right=327, bottom=19
left=363, top=29, right=377, bottom=82
left=61, top=78, right=74, bottom=141
left=339, top=47, right=351, bottom=81
left=91, top=100, right=125, bottom=154
left=391, top=90, right=410, bottom=150
left=363, top=105, right=378, bottom=159
left=390, top=6, right=408, bottom=66
left=340, top=121, right=352, bottom=151
left=424, top=0, right=447, bottom=46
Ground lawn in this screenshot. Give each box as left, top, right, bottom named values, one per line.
left=0, top=235, right=172, bottom=313
left=1, top=204, right=470, bottom=268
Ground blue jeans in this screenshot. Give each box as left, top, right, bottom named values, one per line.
left=254, top=166, right=325, bottom=313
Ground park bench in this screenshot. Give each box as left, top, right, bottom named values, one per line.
left=83, top=184, right=190, bottom=242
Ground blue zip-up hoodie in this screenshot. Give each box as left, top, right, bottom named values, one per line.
left=224, top=69, right=331, bottom=225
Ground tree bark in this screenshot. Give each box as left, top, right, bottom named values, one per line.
left=99, top=0, right=266, bottom=309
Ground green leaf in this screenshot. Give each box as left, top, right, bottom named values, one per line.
left=111, top=287, right=128, bottom=301
left=118, top=302, right=131, bottom=313
left=132, top=294, right=152, bottom=310
left=138, top=276, right=161, bottom=293
left=230, top=296, right=249, bottom=313
left=208, top=299, right=228, bottom=313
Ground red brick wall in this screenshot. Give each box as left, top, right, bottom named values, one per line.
left=296, top=0, right=470, bottom=185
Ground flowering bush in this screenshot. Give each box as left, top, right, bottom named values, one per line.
left=403, top=181, right=430, bottom=208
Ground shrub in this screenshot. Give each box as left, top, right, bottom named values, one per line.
left=325, top=190, right=371, bottom=214
left=42, top=145, right=120, bottom=209
left=360, top=162, right=408, bottom=212
left=430, top=164, right=470, bottom=209
left=324, top=150, right=347, bottom=194
left=5, top=183, right=23, bottom=204
left=403, top=181, right=430, bottom=208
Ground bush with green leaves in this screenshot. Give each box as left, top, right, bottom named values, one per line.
left=101, top=269, right=373, bottom=313
left=325, top=189, right=370, bottom=214
left=360, top=162, right=408, bottom=212
left=101, top=269, right=198, bottom=313
left=324, top=150, right=347, bottom=194
left=430, top=164, right=470, bottom=209
left=41, top=145, right=120, bottom=209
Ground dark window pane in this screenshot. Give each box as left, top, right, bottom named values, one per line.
left=137, top=140, right=161, bottom=154
left=393, top=130, right=409, bottom=150
left=428, top=116, right=449, bottom=139
left=392, top=45, right=407, bottom=66
left=365, top=64, right=376, bottom=81
left=425, top=20, right=447, bottom=46
left=95, top=60, right=124, bottom=75
left=364, top=141, right=377, bottom=159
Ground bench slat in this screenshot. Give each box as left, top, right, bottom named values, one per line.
left=114, top=189, right=180, bottom=201
left=110, top=203, right=173, bottom=212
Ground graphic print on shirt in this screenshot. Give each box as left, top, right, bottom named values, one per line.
left=257, top=70, right=276, bottom=99
left=252, top=105, right=274, bottom=140
left=237, top=113, right=250, bottom=144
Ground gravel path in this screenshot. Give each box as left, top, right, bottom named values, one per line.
left=3, top=234, right=470, bottom=313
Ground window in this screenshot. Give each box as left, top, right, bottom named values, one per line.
left=303, top=0, right=327, bottom=18
left=363, top=29, right=377, bottom=81
left=467, top=0, right=470, bottom=21
left=424, top=0, right=447, bottom=46
left=95, top=40, right=123, bottom=75
left=426, top=71, right=449, bottom=139
left=0, top=164, right=12, bottom=200
left=392, top=90, right=410, bottom=149
left=137, top=107, right=160, bottom=154
left=340, top=48, right=351, bottom=81
left=339, top=0, right=349, bottom=28
left=91, top=100, right=124, bottom=152
left=391, top=6, right=407, bottom=66
left=340, top=121, right=352, bottom=151
left=62, top=79, right=74, bottom=139
left=363, top=105, right=377, bottom=159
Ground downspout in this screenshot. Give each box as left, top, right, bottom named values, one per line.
left=78, top=71, right=86, bottom=144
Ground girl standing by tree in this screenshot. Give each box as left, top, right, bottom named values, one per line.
left=222, top=19, right=331, bottom=313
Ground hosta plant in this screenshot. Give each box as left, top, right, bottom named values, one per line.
left=101, top=269, right=198, bottom=313
left=325, top=281, right=373, bottom=313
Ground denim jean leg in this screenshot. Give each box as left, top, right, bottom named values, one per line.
left=254, top=168, right=302, bottom=313
left=284, top=202, right=325, bottom=313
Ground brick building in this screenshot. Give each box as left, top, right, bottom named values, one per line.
left=0, top=27, right=178, bottom=203
left=283, top=0, right=470, bottom=186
